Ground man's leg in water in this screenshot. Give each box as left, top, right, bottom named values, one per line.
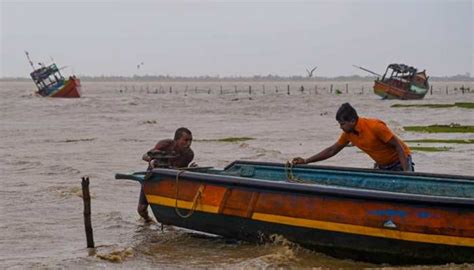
left=137, top=185, right=152, bottom=222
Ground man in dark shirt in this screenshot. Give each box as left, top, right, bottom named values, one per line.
left=138, top=127, right=194, bottom=222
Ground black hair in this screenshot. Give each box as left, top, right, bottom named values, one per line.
left=336, top=103, right=358, bottom=122
left=174, top=127, right=192, bottom=140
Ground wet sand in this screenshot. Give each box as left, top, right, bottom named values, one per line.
left=0, top=80, right=473, bottom=269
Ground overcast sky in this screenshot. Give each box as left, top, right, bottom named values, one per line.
left=1, top=0, right=472, bottom=78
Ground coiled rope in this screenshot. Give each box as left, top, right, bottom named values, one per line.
left=284, top=161, right=310, bottom=184
left=174, top=170, right=203, bottom=218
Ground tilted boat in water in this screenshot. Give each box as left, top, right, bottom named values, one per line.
left=116, top=161, right=474, bottom=264
left=25, top=51, right=81, bottom=98
left=355, top=64, right=429, bottom=100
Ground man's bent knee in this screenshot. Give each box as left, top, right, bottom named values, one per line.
left=137, top=204, right=148, bottom=215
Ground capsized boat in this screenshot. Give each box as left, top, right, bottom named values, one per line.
left=25, top=51, right=81, bottom=98
left=116, top=161, right=474, bottom=264
left=354, top=64, right=429, bottom=100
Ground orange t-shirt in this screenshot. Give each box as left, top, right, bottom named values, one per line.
left=336, top=117, right=411, bottom=166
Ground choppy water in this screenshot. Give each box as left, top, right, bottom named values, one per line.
left=1, top=80, right=473, bottom=269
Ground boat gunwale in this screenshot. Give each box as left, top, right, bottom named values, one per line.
left=142, top=164, right=474, bottom=207
left=225, top=160, right=474, bottom=181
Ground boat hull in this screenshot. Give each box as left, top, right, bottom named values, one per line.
left=374, top=80, right=427, bottom=100
left=133, top=162, right=474, bottom=264
left=150, top=203, right=474, bottom=265
left=40, top=76, right=81, bottom=98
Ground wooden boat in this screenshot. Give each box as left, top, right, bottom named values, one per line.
left=355, top=64, right=429, bottom=100
left=116, top=161, right=474, bottom=264
left=25, top=51, right=81, bottom=98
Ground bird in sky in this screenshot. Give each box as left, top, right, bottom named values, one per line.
left=306, top=66, right=318, bottom=78
left=137, top=62, right=144, bottom=69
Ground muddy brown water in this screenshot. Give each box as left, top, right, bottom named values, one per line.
left=1, top=81, right=473, bottom=269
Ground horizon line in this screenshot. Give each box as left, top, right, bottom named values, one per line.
left=1, top=74, right=472, bottom=81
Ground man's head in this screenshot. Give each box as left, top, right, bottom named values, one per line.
left=336, top=103, right=358, bottom=133
left=174, top=127, right=193, bottom=151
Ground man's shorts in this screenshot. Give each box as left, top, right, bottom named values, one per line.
left=375, top=155, right=415, bottom=172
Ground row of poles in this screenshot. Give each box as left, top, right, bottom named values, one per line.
left=117, top=84, right=472, bottom=95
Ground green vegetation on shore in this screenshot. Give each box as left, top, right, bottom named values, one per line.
left=196, top=137, right=255, bottom=143
left=391, top=102, right=474, bottom=109
left=404, top=124, right=474, bottom=133
left=455, top=102, right=474, bottom=109
left=405, top=139, right=474, bottom=144
left=63, top=138, right=95, bottom=143
left=409, top=146, right=452, bottom=152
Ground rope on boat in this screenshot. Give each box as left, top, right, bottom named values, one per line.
left=284, top=161, right=311, bottom=184
left=174, top=170, right=203, bottom=218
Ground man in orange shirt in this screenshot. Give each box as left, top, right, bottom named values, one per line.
left=292, top=103, right=414, bottom=171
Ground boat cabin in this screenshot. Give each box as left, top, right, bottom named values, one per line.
left=381, top=64, right=418, bottom=90
left=30, top=63, right=66, bottom=96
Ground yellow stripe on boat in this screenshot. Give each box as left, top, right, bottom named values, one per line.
left=146, top=194, right=474, bottom=247
left=252, top=212, right=474, bottom=247
left=146, top=194, right=219, bottom=213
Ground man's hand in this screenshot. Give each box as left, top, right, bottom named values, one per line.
left=292, top=157, right=306, bottom=165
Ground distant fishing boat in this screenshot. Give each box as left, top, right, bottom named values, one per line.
left=116, top=160, right=474, bottom=265
left=25, top=51, right=81, bottom=98
left=354, top=64, right=429, bottom=100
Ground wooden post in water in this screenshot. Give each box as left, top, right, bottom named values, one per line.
left=345, top=84, right=348, bottom=94
left=446, top=86, right=448, bottom=95
left=287, top=85, right=290, bottom=95
left=249, top=85, right=252, bottom=95
left=234, top=85, right=237, bottom=94
left=330, top=84, right=333, bottom=93
left=220, top=85, right=223, bottom=94
left=262, top=84, right=265, bottom=94
left=430, top=85, right=433, bottom=95
left=315, top=85, right=318, bottom=94
left=81, top=177, right=94, bottom=248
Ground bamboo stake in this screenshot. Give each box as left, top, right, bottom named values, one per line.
left=81, top=177, right=94, bottom=248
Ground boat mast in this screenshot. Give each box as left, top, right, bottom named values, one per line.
left=352, top=65, right=381, bottom=77
left=25, top=51, right=36, bottom=71
left=25, top=51, right=45, bottom=92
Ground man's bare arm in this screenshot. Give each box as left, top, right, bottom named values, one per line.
left=387, top=137, right=409, bottom=171
left=292, top=142, right=347, bottom=165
